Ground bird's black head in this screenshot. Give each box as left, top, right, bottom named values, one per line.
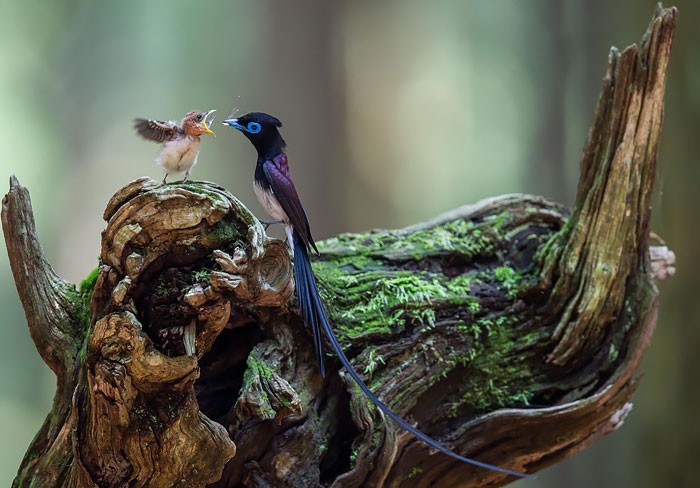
left=223, top=112, right=286, bottom=159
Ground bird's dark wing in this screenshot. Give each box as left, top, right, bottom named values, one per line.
left=133, top=118, right=180, bottom=143
left=262, top=155, right=318, bottom=253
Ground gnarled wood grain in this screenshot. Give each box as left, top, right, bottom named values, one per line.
left=3, top=5, right=676, bottom=488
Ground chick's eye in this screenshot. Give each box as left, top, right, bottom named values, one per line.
left=247, top=122, right=261, bottom=134
left=196, top=114, right=203, bottom=122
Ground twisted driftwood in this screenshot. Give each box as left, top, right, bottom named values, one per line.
left=4, top=6, right=676, bottom=488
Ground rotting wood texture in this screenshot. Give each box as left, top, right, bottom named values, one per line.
left=3, top=5, right=677, bottom=488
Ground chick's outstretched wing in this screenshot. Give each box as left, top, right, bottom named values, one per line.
left=133, top=118, right=180, bottom=143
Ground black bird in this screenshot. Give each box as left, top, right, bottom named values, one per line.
left=222, top=112, right=529, bottom=479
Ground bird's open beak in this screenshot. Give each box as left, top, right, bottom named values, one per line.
left=222, top=118, right=245, bottom=131
left=201, top=110, right=216, bottom=137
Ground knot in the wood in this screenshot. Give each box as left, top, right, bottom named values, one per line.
left=77, top=177, right=296, bottom=486
left=94, top=177, right=293, bottom=356
left=2, top=7, right=678, bottom=488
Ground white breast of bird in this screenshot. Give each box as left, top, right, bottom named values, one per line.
left=157, top=136, right=201, bottom=173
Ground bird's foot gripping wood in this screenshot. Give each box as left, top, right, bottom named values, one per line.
left=88, top=178, right=333, bottom=487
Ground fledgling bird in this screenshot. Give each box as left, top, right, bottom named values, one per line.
left=134, top=110, right=216, bottom=184
left=222, top=112, right=529, bottom=479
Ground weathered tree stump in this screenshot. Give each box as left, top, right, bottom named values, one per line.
left=3, top=6, right=676, bottom=488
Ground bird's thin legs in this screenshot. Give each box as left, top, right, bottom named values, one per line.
left=260, top=219, right=284, bottom=230
left=161, top=173, right=169, bottom=185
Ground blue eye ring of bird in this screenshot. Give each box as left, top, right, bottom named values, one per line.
left=222, top=118, right=261, bottom=134
left=246, top=122, right=262, bottom=134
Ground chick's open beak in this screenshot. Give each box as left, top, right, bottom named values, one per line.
left=201, top=110, right=216, bottom=137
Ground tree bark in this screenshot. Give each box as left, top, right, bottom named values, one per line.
left=3, top=6, right=676, bottom=488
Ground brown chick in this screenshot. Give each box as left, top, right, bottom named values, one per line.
left=134, top=110, right=216, bottom=183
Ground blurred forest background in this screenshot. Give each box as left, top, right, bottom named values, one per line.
left=0, top=1, right=696, bottom=486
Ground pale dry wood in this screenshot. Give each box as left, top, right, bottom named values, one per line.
left=2, top=174, right=81, bottom=376
left=540, top=4, right=676, bottom=366
left=3, top=5, right=676, bottom=488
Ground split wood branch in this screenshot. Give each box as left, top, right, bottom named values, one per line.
left=3, top=5, right=676, bottom=488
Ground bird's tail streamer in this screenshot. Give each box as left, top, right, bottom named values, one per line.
left=291, top=231, right=530, bottom=479
left=293, top=232, right=327, bottom=379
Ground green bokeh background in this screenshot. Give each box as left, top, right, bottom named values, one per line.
left=0, top=1, right=696, bottom=486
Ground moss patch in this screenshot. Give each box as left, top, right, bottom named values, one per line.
left=72, top=265, right=100, bottom=362
left=492, top=266, right=520, bottom=299
left=312, top=210, right=555, bottom=417
left=192, top=268, right=212, bottom=284
left=312, top=217, right=520, bottom=341
left=444, top=318, right=543, bottom=417
left=238, top=355, right=278, bottom=420
left=407, top=467, right=423, bottom=480
left=244, top=356, right=276, bottom=382
left=314, top=263, right=493, bottom=341
left=201, top=220, right=239, bottom=247
left=318, top=218, right=502, bottom=261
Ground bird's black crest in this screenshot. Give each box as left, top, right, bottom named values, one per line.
left=242, top=112, right=282, bottom=128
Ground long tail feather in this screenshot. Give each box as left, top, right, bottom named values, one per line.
left=294, top=233, right=326, bottom=378
left=291, top=232, right=530, bottom=479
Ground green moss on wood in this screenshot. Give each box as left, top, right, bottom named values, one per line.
left=192, top=268, right=211, bottom=284
left=242, top=356, right=276, bottom=390
left=314, top=264, right=523, bottom=342
left=363, top=347, right=386, bottom=379
left=446, top=319, right=539, bottom=416
left=315, top=268, right=465, bottom=339
left=73, top=265, right=100, bottom=363
left=80, top=266, right=100, bottom=297
left=311, top=208, right=558, bottom=420
left=79, top=266, right=99, bottom=317
left=201, top=220, right=239, bottom=247
left=407, top=467, right=423, bottom=479
left=239, top=355, right=278, bottom=420
left=493, top=266, right=520, bottom=299
left=318, top=218, right=502, bottom=260
left=180, top=182, right=233, bottom=213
